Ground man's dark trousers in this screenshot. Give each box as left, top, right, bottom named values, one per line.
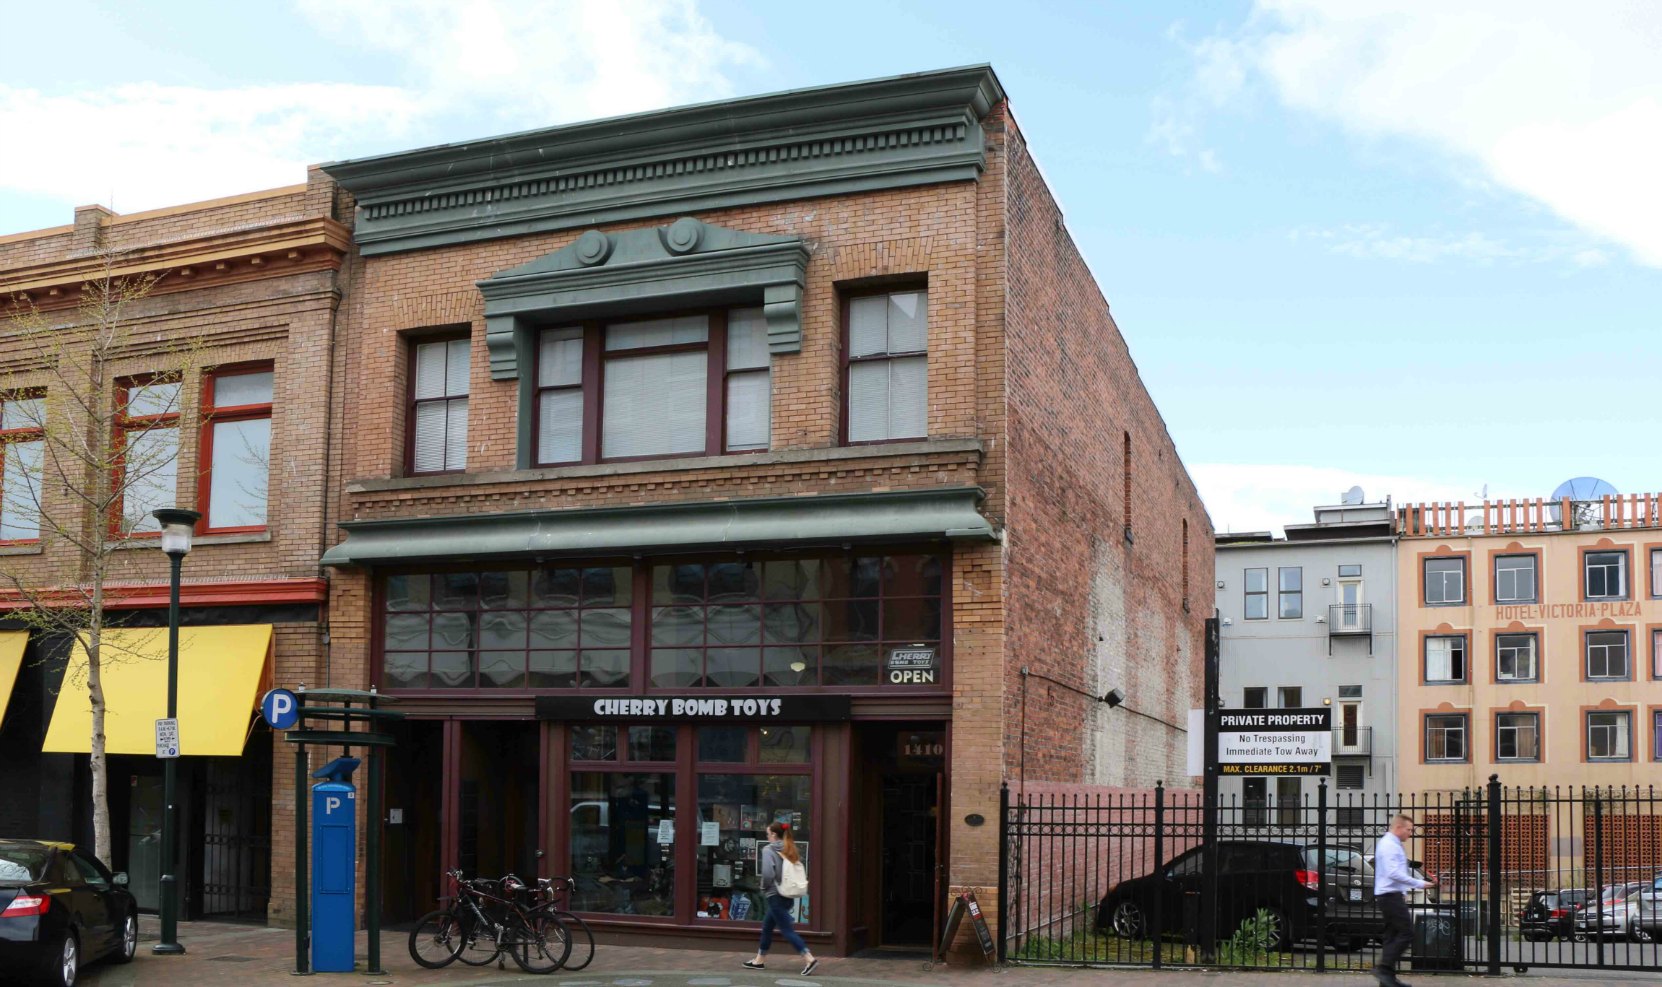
left=1377, top=891, right=1413, bottom=978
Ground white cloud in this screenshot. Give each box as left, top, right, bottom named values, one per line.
left=0, top=0, right=760, bottom=222
left=1192, top=463, right=1479, bottom=536
left=1208, top=2, right=1662, bottom=267
left=1290, top=223, right=1610, bottom=266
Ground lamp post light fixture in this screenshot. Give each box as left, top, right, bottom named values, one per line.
left=150, top=507, right=199, bottom=956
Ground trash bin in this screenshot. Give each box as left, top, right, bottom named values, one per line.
left=1410, top=903, right=1461, bottom=971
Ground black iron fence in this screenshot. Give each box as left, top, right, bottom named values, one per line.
left=999, top=778, right=1662, bottom=974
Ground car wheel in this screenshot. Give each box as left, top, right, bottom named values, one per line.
left=35, top=931, right=78, bottom=987
left=1629, top=921, right=1652, bottom=944
left=1256, top=906, right=1290, bottom=951
left=109, top=913, right=138, bottom=964
left=1110, top=900, right=1146, bottom=940
left=1572, top=929, right=1588, bottom=943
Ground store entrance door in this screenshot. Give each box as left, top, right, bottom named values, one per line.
left=381, top=720, right=444, bottom=925
left=860, top=723, right=944, bottom=949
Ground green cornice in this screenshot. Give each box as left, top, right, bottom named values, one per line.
left=319, top=487, right=997, bottom=567
left=321, top=65, right=1005, bottom=256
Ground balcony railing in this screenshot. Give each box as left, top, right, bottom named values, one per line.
left=1333, top=725, right=1372, bottom=756
left=1326, top=604, right=1373, bottom=655
left=1397, top=493, right=1662, bottom=537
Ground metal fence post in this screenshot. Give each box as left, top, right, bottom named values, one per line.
left=997, top=782, right=1009, bottom=964
left=1316, top=779, right=1328, bottom=973
left=1593, top=789, right=1605, bottom=971
left=1486, top=774, right=1502, bottom=975
left=1152, top=781, right=1164, bottom=970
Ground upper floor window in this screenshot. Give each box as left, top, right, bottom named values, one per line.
left=1585, top=630, right=1630, bottom=680
left=1425, top=713, right=1469, bottom=762
left=845, top=289, right=927, bottom=443
left=1651, top=548, right=1661, bottom=598
left=1424, top=634, right=1468, bottom=684
left=1242, top=687, right=1268, bottom=709
left=1337, top=564, right=1362, bottom=578
left=534, top=308, right=771, bottom=466
left=115, top=376, right=182, bottom=534
left=1584, top=550, right=1628, bottom=601
left=1494, top=554, right=1538, bottom=604
left=1277, top=567, right=1302, bottom=619
left=1495, top=632, right=1539, bottom=682
left=0, top=390, right=44, bottom=542
left=409, top=336, right=469, bottom=474
left=1424, top=557, right=1465, bottom=605
left=1495, top=712, right=1540, bottom=762
left=1586, top=710, right=1631, bottom=761
left=1244, top=567, right=1268, bottom=619
left=1277, top=686, right=1302, bottom=708
left=199, top=366, right=272, bottom=532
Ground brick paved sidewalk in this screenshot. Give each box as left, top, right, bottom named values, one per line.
left=71, top=917, right=1652, bottom=987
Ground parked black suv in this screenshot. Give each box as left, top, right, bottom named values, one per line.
left=1520, top=888, right=1594, bottom=941
left=1094, top=839, right=1383, bottom=949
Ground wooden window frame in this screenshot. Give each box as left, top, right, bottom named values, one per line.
left=1493, top=710, right=1542, bottom=763
left=839, top=282, right=929, bottom=447
left=405, top=330, right=470, bottom=477
left=0, top=388, right=45, bottom=545
left=1583, top=708, right=1634, bottom=763
left=196, top=362, right=273, bottom=534
left=112, top=373, right=183, bottom=538
left=1494, top=631, right=1541, bottom=684
left=1422, top=632, right=1470, bottom=685
left=1424, top=712, right=1470, bottom=763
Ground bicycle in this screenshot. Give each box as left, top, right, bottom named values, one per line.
left=526, top=876, right=595, bottom=972
left=408, top=870, right=571, bottom=973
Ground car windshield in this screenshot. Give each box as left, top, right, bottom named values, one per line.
left=1563, top=890, right=1590, bottom=904
left=0, top=845, right=50, bottom=882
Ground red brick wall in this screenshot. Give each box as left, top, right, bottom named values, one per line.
left=1000, top=119, right=1212, bottom=790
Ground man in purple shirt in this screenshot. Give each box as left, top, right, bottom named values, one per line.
left=1373, top=814, right=1435, bottom=987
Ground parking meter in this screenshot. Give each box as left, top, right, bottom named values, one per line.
left=311, top=756, right=361, bottom=973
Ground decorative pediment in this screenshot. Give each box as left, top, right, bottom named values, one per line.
left=477, top=217, right=810, bottom=380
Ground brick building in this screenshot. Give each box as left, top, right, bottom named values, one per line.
left=307, top=64, right=1209, bottom=954
left=0, top=173, right=352, bottom=921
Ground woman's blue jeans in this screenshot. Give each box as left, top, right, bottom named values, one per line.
left=758, top=894, right=807, bottom=955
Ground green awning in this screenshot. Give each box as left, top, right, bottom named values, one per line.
left=322, top=487, right=996, bottom=567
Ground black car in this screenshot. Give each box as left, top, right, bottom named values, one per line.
left=1094, top=839, right=1382, bottom=950
left=1520, top=888, right=1594, bottom=941
left=0, top=840, right=138, bottom=987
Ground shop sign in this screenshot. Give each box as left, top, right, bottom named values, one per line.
left=535, top=694, right=852, bottom=722
left=886, top=645, right=938, bottom=685
left=1217, top=707, right=1332, bottom=776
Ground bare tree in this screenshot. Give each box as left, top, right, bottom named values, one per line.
left=1, top=243, right=207, bottom=864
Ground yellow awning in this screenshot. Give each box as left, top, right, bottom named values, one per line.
left=0, top=631, right=26, bottom=732
left=42, top=624, right=272, bottom=756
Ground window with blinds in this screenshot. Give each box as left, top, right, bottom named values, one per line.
left=602, top=315, right=709, bottom=459
left=845, top=289, right=927, bottom=443
left=410, top=336, right=470, bottom=474
left=724, top=307, right=770, bottom=452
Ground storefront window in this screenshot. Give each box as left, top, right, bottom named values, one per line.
left=692, top=725, right=813, bottom=924
left=568, top=771, right=676, bottom=916
left=378, top=551, right=944, bottom=692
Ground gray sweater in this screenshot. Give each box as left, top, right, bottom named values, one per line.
left=759, top=840, right=785, bottom=896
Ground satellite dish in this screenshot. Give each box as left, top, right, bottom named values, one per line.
left=1341, top=486, right=1365, bottom=505
left=1551, top=476, right=1619, bottom=501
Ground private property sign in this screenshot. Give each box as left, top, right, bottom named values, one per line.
left=1218, top=707, right=1332, bottom=776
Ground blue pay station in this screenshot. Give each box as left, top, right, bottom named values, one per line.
left=310, top=756, right=360, bottom=972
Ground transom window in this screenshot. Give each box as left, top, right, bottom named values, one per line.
left=1426, top=714, right=1469, bottom=762
left=378, top=551, right=946, bottom=692
left=0, top=390, right=44, bottom=542
left=1424, top=635, right=1468, bottom=684
left=1494, top=554, right=1538, bottom=604
left=1424, top=557, right=1465, bottom=605
left=1496, top=633, right=1539, bottom=682
left=845, top=289, right=927, bottom=443
left=409, top=336, right=469, bottom=474
left=1586, top=711, right=1631, bottom=761
left=1496, top=712, right=1540, bottom=761
left=200, top=365, right=272, bottom=531
left=115, top=375, right=183, bottom=534
left=534, top=308, right=772, bottom=466
left=1585, top=630, right=1630, bottom=680
left=1584, top=550, right=1628, bottom=601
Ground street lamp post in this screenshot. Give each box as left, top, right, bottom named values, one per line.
left=151, top=507, right=199, bottom=956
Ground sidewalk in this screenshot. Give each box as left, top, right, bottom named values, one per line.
left=73, top=916, right=1654, bottom=987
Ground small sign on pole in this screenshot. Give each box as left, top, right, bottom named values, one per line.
left=155, top=717, right=180, bottom=759
left=1217, top=707, right=1332, bottom=775
left=261, top=688, right=301, bottom=730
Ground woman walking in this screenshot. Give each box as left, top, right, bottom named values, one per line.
left=744, top=822, right=817, bottom=975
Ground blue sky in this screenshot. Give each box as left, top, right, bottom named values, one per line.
left=3, top=1, right=1657, bottom=533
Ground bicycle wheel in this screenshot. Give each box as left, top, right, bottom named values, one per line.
left=408, top=910, right=464, bottom=969
left=555, top=910, right=595, bottom=971
left=454, top=909, right=502, bottom=966
left=509, top=911, right=572, bottom=974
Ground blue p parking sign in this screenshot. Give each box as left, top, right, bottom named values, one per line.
left=261, top=688, right=300, bottom=730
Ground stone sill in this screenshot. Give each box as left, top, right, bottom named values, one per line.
left=0, top=542, right=44, bottom=557
left=346, top=438, right=985, bottom=495
left=108, top=530, right=273, bottom=551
